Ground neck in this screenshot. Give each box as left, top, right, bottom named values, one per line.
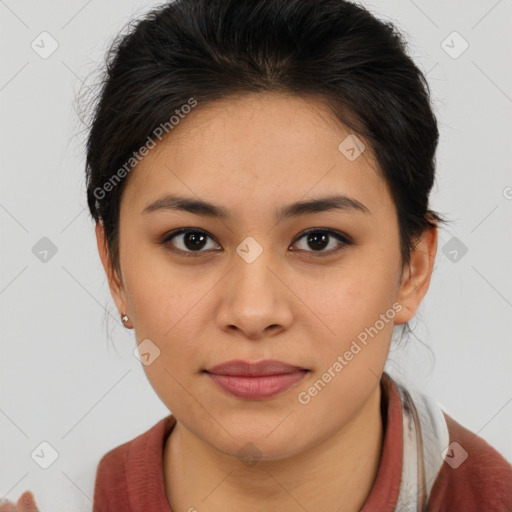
left=164, top=383, right=384, bottom=512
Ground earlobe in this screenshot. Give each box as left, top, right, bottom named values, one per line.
left=394, top=225, right=438, bottom=325
left=95, top=222, right=127, bottom=315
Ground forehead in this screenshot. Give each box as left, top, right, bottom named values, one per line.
left=121, top=92, right=394, bottom=219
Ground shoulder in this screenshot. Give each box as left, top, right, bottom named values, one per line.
left=92, top=415, right=175, bottom=511
left=92, top=436, right=132, bottom=511
left=428, top=412, right=512, bottom=512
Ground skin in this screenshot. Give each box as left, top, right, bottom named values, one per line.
left=96, top=92, right=437, bottom=511
left=0, top=491, right=38, bottom=512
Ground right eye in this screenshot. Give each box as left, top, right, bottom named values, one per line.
left=160, top=228, right=221, bottom=257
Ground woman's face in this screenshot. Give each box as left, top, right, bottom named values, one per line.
left=97, top=92, right=435, bottom=460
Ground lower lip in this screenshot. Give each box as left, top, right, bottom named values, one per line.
left=205, top=371, right=308, bottom=400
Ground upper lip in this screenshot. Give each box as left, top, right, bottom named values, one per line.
left=205, top=359, right=308, bottom=377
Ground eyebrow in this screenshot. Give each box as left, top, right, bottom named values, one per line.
left=142, top=193, right=371, bottom=221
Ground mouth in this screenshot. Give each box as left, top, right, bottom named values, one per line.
left=203, top=359, right=310, bottom=400
left=204, top=359, right=310, bottom=376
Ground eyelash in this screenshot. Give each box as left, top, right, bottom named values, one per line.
left=159, top=228, right=352, bottom=258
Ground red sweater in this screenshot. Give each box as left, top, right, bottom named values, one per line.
left=92, top=376, right=512, bottom=511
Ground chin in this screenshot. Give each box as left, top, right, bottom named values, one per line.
left=205, top=425, right=306, bottom=464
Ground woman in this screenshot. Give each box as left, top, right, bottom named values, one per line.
left=3, top=0, right=511, bottom=510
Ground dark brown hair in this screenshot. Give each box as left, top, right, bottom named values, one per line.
left=85, top=0, right=447, bottom=281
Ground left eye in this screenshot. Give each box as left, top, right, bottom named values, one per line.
left=292, top=229, right=350, bottom=254
left=161, top=228, right=350, bottom=256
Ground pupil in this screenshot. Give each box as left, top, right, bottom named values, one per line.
left=308, top=231, right=328, bottom=250
left=185, top=232, right=207, bottom=250
left=182, top=231, right=330, bottom=252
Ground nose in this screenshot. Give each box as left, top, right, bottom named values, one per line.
left=215, top=247, right=293, bottom=341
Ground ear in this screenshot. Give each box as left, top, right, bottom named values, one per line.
left=95, top=222, right=128, bottom=318
left=394, top=223, right=438, bottom=325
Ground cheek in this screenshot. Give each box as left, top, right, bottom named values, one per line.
left=121, top=245, right=197, bottom=333
left=298, top=257, right=399, bottom=373
left=306, top=263, right=399, bottom=334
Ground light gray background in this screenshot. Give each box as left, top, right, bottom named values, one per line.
left=1, top=0, right=511, bottom=509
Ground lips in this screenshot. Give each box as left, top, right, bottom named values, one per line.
left=205, top=359, right=308, bottom=377
left=204, top=359, right=309, bottom=400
